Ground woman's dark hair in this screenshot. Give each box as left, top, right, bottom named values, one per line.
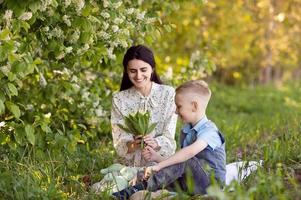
left=120, top=45, right=163, bottom=91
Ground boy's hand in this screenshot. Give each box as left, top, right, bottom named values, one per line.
left=142, top=146, right=162, bottom=162
left=144, top=165, right=160, bottom=180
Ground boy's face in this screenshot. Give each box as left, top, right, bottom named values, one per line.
left=175, top=93, right=195, bottom=124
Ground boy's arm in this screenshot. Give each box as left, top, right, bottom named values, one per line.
left=145, top=139, right=208, bottom=175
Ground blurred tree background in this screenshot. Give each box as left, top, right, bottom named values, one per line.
left=0, top=0, right=301, bottom=199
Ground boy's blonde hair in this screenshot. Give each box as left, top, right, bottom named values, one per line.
left=176, top=80, right=211, bottom=104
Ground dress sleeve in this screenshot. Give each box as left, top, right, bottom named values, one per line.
left=111, top=95, right=135, bottom=161
left=154, top=90, right=177, bottom=158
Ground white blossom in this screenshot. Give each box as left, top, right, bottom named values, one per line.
left=18, top=12, right=32, bottom=21
left=39, top=73, right=47, bottom=88
left=0, top=121, right=6, bottom=128
left=70, top=29, right=80, bottom=43
left=112, top=1, right=122, bottom=9
left=113, top=18, right=123, bottom=24
left=101, top=12, right=110, bottom=19
left=78, top=102, right=85, bottom=108
left=40, top=0, right=52, bottom=11
left=71, top=75, right=78, bottom=82
left=0, top=64, right=11, bottom=76
left=102, top=22, right=109, bottom=30
left=65, top=46, right=73, bottom=53
left=95, top=106, right=105, bottom=117
left=112, top=25, right=119, bottom=33
left=75, top=0, right=85, bottom=13
left=52, top=27, right=64, bottom=38
left=82, top=91, right=90, bottom=99
left=43, top=26, right=50, bottom=32
left=26, top=104, right=34, bottom=111
left=3, top=10, right=13, bottom=21
left=136, top=11, right=145, bottom=20
left=107, top=47, right=116, bottom=60
left=102, top=0, right=109, bottom=8
left=44, top=112, right=51, bottom=118
left=120, top=40, right=128, bottom=48
left=126, top=8, right=134, bottom=15
left=64, top=0, right=72, bottom=7
left=63, top=15, right=71, bottom=26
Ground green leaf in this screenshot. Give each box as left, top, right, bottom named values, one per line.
left=0, top=99, right=5, bottom=115
left=14, top=126, right=25, bottom=146
left=146, top=123, right=157, bottom=134
left=25, top=124, right=35, bottom=145
left=6, top=101, right=21, bottom=118
left=7, top=83, right=18, bottom=96
left=0, top=28, right=10, bottom=40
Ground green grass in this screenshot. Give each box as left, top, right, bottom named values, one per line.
left=1, top=81, right=301, bottom=199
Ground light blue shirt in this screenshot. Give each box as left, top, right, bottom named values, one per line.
left=181, top=116, right=222, bottom=150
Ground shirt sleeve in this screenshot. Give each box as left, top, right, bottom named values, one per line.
left=196, top=128, right=222, bottom=150
left=155, top=89, right=177, bottom=158
left=111, top=95, right=135, bottom=161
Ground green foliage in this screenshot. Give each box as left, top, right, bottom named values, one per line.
left=118, top=111, right=157, bottom=148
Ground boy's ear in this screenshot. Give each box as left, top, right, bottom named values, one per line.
left=191, top=101, right=198, bottom=112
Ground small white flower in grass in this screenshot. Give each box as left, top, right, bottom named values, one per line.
left=102, top=22, right=109, bottom=30
left=103, top=0, right=109, bottom=8
left=126, top=8, right=134, bottom=15
left=114, top=18, right=123, bottom=24
left=44, top=112, right=51, bottom=119
left=18, top=12, right=32, bottom=21
left=0, top=121, right=6, bottom=128
left=112, top=1, right=122, bottom=9
left=136, top=11, right=145, bottom=20
left=112, top=25, right=119, bottom=33
left=101, top=12, right=110, bottom=19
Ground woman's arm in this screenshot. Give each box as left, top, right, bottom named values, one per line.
left=111, top=95, right=136, bottom=158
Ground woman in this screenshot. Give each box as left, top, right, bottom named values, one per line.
left=111, top=45, right=177, bottom=167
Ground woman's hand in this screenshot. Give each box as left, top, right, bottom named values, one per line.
left=144, top=165, right=161, bottom=180
left=126, top=135, right=143, bottom=153
left=142, top=146, right=163, bottom=163
left=143, top=135, right=160, bottom=150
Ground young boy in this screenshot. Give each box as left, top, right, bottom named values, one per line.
left=112, top=80, right=226, bottom=199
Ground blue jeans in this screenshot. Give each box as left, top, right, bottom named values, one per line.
left=147, top=157, right=210, bottom=195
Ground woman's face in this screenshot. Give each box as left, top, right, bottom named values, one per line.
left=127, top=59, right=153, bottom=89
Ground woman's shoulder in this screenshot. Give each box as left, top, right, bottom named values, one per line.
left=154, top=83, right=175, bottom=94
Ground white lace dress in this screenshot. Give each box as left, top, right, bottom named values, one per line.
left=111, top=82, right=177, bottom=167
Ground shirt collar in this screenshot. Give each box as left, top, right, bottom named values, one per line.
left=131, top=82, right=159, bottom=111
left=182, top=116, right=209, bottom=134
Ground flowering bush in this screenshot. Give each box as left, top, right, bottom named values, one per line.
left=0, top=0, right=164, bottom=157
